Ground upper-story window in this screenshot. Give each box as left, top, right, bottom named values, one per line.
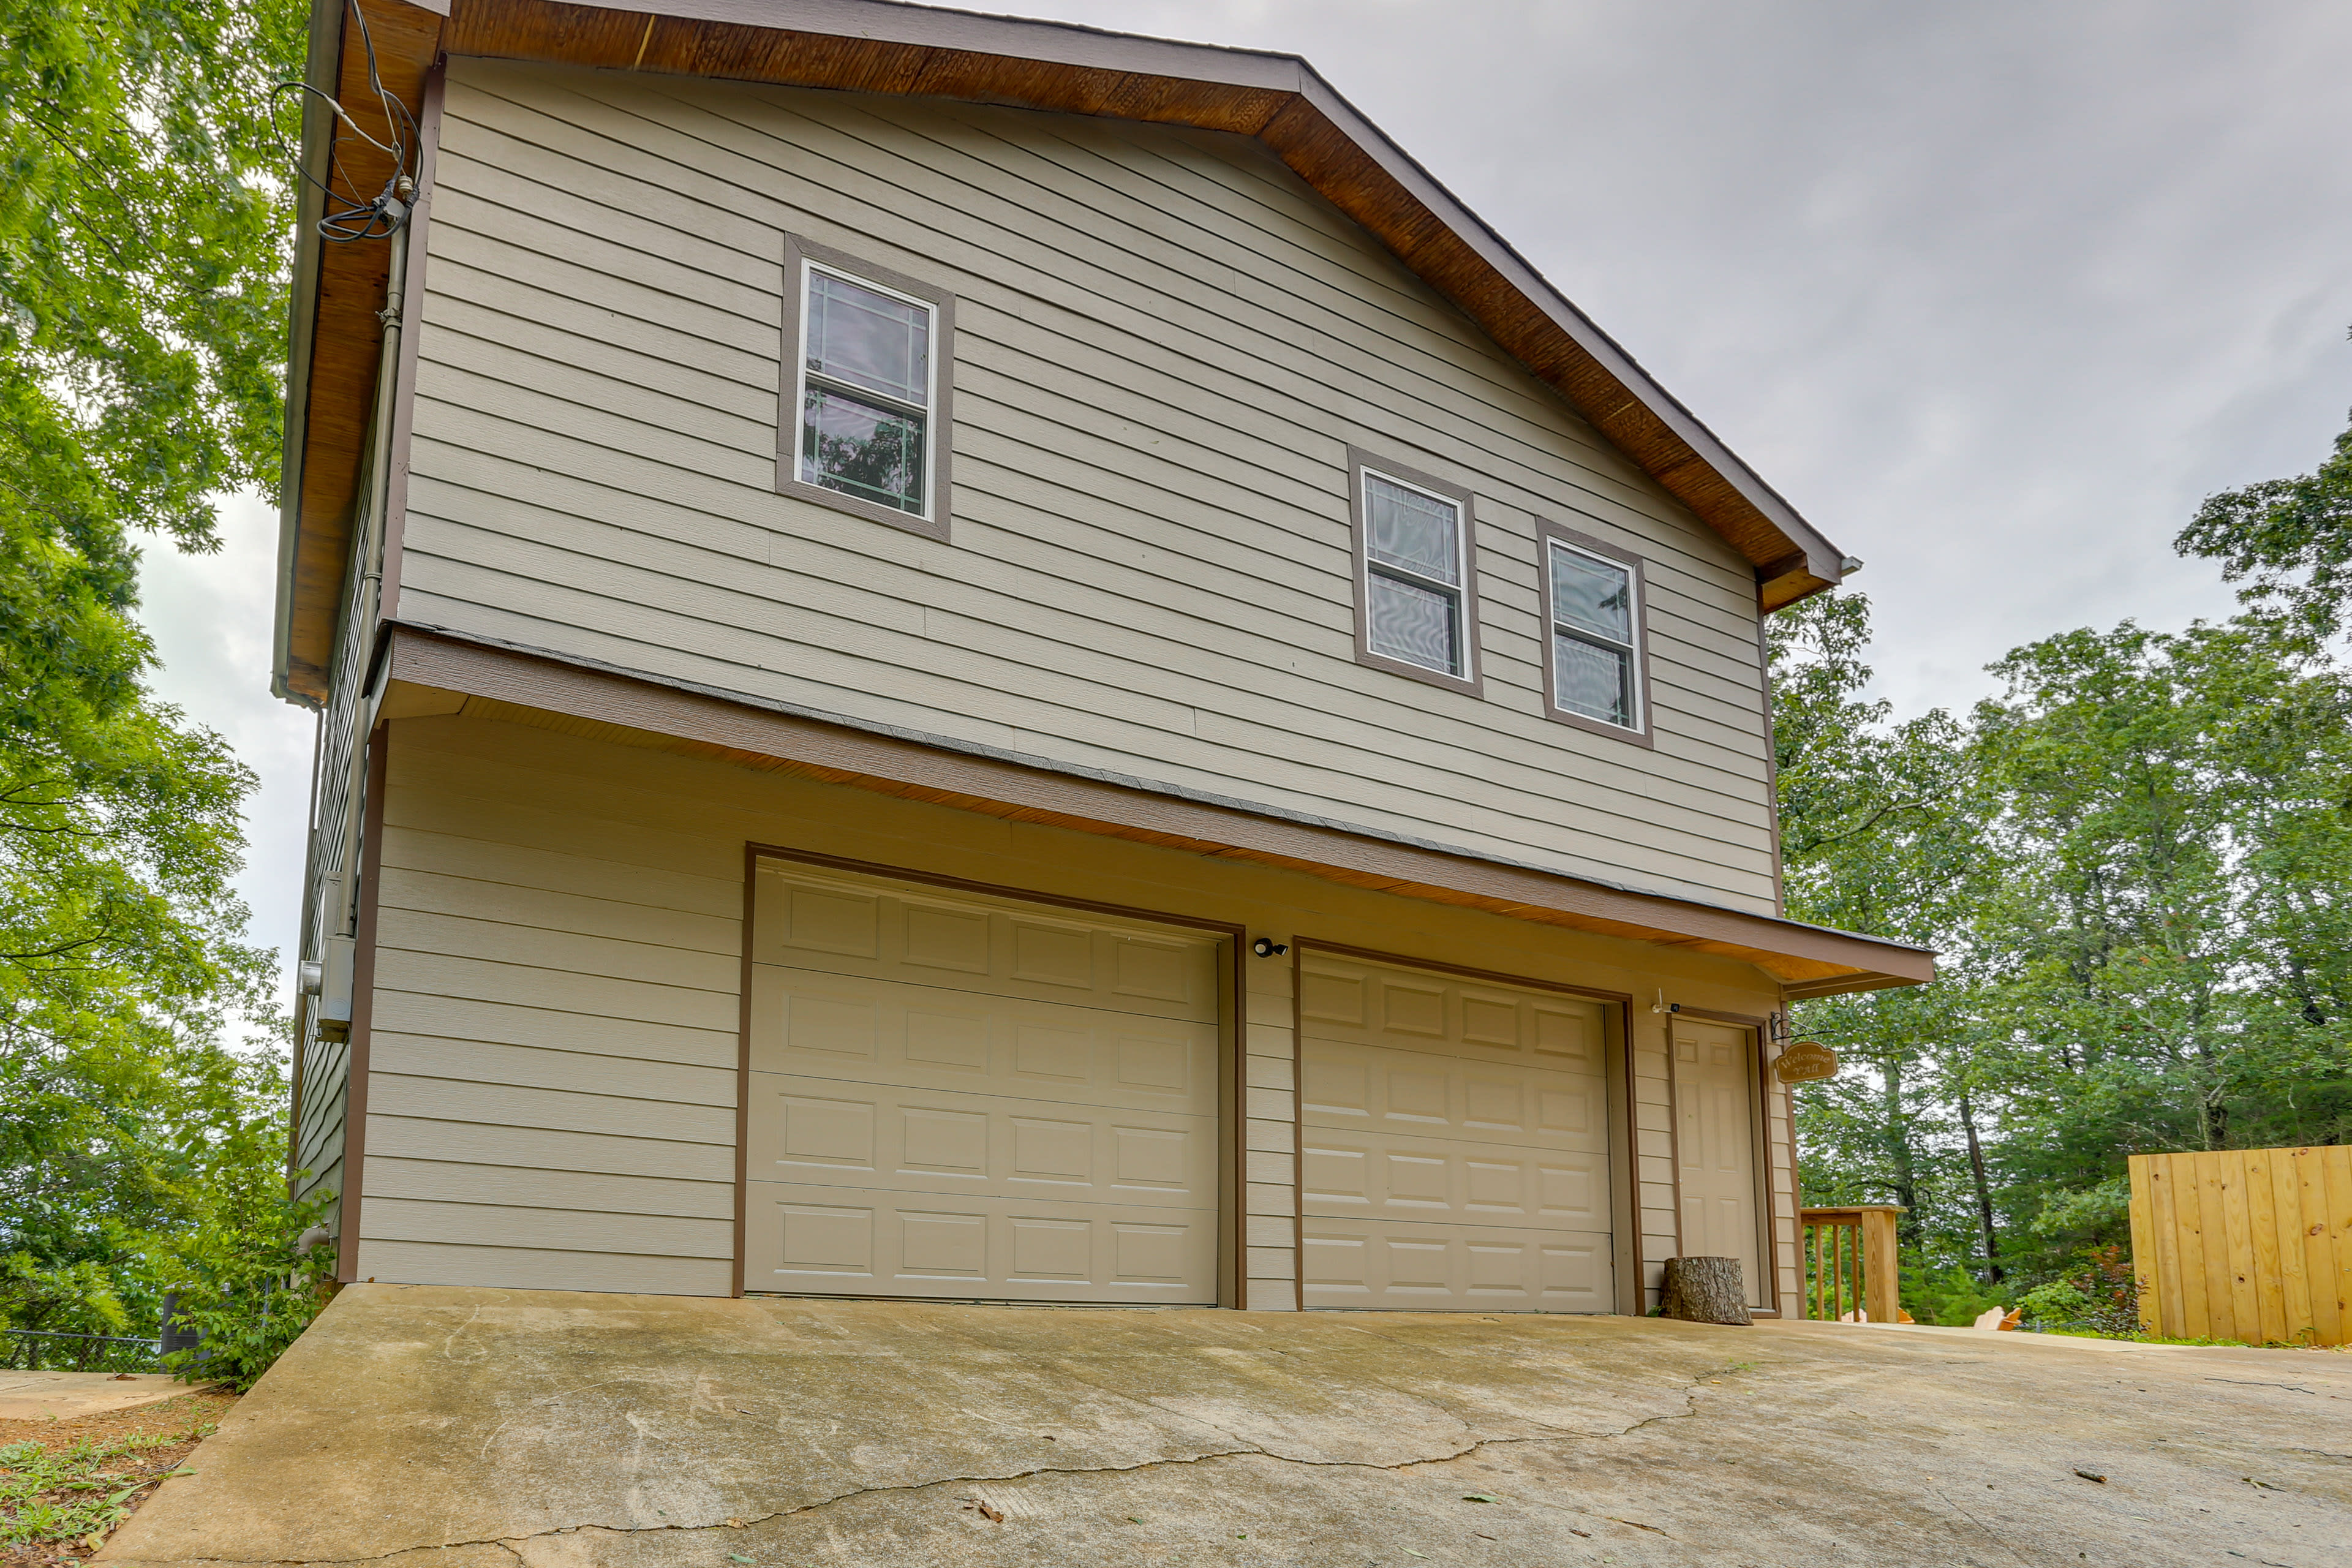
left=1538, top=519, right=1652, bottom=746
left=1346, top=450, right=1481, bottom=695
left=777, top=235, right=955, bottom=542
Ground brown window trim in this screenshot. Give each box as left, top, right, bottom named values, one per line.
left=1344, top=448, right=1483, bottom=698
left=776, top=233, right=956, bottom=543
left=1535, top=518, right=1654, bottom=749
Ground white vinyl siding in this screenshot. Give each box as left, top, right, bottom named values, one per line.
left=398, top=61, right=1781, bottom=915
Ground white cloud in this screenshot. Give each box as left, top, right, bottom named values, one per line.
left=135, top=492, right=315, bottom=1024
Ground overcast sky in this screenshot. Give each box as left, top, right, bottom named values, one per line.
left=138, top=0, right=2352, bottom=1012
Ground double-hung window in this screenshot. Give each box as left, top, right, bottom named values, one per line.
left=1348, top=451, right=1480, bottom=693
left=777, top=236, right=954, bottom=540
left=1539, top=520, right=1650, bottom=743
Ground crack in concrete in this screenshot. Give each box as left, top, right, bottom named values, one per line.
left=1922, top=1482, right=2036, bottom=1568
left=126, top=1379, right=1722, bottom=1568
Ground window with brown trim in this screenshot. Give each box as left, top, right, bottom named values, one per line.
left=1346, top=449, right=1481, bottom=695
left=776, top=235, right=954, bottom=541
left=1537, top=519, right=1653, bottom=747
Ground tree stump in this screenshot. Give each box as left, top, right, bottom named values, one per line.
left=1660, top=1256, right=1752, bottom=1324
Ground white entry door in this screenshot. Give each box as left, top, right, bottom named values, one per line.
left=1674, top=1019, right=1765, bottom=1308
left=1297, top=953, right=1615, bottom=1311
left=744, top=861, right=1224, bottom=1303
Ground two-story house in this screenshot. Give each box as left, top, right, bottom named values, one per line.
left=277, top=0, right=1931, bottom=1320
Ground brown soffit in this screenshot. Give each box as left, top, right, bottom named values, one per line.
left=275, top=0, right=448, bottom=704
left=276, top=0, right=1852, bottom=703
left=376, top=622, right=1933, bottom=997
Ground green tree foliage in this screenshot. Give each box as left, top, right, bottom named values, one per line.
left=157, top=1185, right=336, bottom=1392
left=2177, top=399, right=2352, bottom=638
left=1779, top=478, right=2352, bottom=1310
left=1, top=0, right=307, bottom=1339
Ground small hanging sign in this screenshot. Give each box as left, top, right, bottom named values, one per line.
left=1773, top=1039, right=1839, bottom=1084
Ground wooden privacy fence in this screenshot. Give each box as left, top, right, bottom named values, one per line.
left=2128, top=1147, right=2352, bottom=1346
left=1801, top=1205, right=1901, bottom=1323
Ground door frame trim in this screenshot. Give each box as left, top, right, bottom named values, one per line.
left=736, top=842, right=1249, bottom=1306
left=1666, top=1008, right=1779, bottom=1316
left=1287, top=938, right=1638, bottom=1316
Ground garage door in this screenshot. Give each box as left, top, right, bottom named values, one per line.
left=1297, top=953, right=1615, bottom=1311
left=744, top=861, right=1224, bottom=1303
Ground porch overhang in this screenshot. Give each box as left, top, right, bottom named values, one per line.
left=275, top=0, right=1856, bottom=705
left=368, top=624, right=1933, bottom=998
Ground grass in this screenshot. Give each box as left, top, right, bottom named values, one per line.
left=0, top=1430, right=197, bottom=1550
left=0, top=1392, right=233, bottom=1567
left=2024, top=1322, right=2350, bottom=1351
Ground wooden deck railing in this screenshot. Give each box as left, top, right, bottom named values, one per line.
left=1801, top=1205, right=1902, bottom=1323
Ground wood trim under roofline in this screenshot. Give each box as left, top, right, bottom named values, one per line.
left=375, top=56, right=448, bottom=625
left=270, top=0, right=349, bottom=704
left=278, top=0, right=1851, bottom=701
left=376, top=622, right=1931, bottom=993
left=277, top=0, right=444, bottom=706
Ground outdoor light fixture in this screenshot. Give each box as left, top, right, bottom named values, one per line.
left=1251, top=937, right=1288, bottom=958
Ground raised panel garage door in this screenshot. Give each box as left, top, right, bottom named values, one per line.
left=745, top=861, right=1225, bottom=1303
left=1298, top=953, right=1615, bottom=1311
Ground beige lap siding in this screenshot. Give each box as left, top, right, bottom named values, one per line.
left=293, top=1029, right=349, bottom=1214
left=353, top=711, right=1789, bottom=1306
left=396, top=59, right=1782, bottom=919
left=1632, top=1023, right=1682, bottom=1310
left=355, top=732, right=744, bottom=1294
left=1765, top=1049, right=1803, bottom=1308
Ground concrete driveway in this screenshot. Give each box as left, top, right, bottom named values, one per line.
left=102, top=1284, right=2352, bottom=1567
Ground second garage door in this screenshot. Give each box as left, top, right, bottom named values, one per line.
left=744, top=860, right=1225, bottom=1304
left=1298, top=952, right=1616, bottom=1311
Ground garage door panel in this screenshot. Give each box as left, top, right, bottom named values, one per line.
left=1300, top=960, right=1607, bottom=1070
left=748, top=1070, right=1216, bottom=1210
left=1300, top=1215, right=1610, bottom=1312
left=1301, top=1039, right=1607, bottom=1152
left=754, top=866, right=1217, bottom=1023
left=1299, top=955, right=1615, bottom=1313
left=746, top=1179, right=1214, bottom=1302
left=747, top=861, right=1223, bottom=1305
left=1300, top=1126, right=1608, bottom=1229
left=750, top=964, right=1218, bottom=1116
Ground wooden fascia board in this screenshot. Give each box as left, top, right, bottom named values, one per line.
left=380, top=622, right=1933, bottom=992
left=277, top=0, right=444, bottom=707
left=1263, top=69, right=1847, bottom=589
left=272, top=0, right=350, bottom=704
left=278, top=0, right=1849, bottom=678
